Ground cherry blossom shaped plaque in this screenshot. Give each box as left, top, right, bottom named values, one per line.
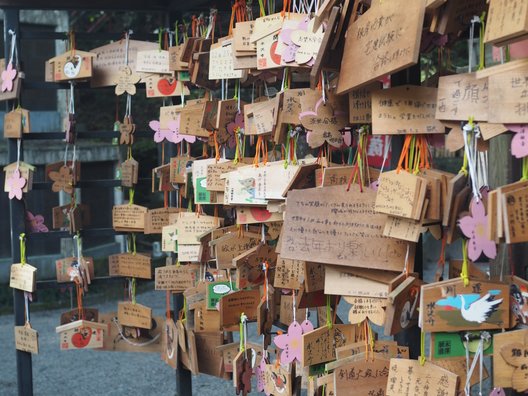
left=26, top=211, right=49, bottom=233
left=114, top=66, right=140, bottom=96
left=506, top=124, right=528, bottom=158
left=149, top=120, right=175, bottom=143
left=279, top=17, right=310, bottom=63
left=1, top=62, right=17, bottom=92
left=168, top=116, right=196, bottom=144
left=255, top=357, right=266, bottom=393
left=6, top=168, right=26, bottom=200
left=299, top=97, right=348, bottom=148
left=290, top=19, right=324, bottom=65
left=49, top=165, right=74, bottom=194
left=226, top=111, right=244, bottom=149
left=459, top=195, right=497, bottom=261
left=273, top=320, right=314, bottom=364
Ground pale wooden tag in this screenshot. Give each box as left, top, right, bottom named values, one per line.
left=4, top=162, right=34, bottom=193
left=436, top=73, right=489, bottom=121
left=375, top=170, right=428, bottom=220
left=273, top=256, right=305, bottom=289
left=256, top=32, right=282, bottom=70
left=14, top=325, right=39, bottom=354
left=345, top=296, right=386, bottom=326
left=135, top=49, right=170, bottom=74
left=172, top=212, right=220, bottom=245
left=195, top=331, right=225, bottom=377
left=209, top=40, right=243, bottom=80
left=301, top=325, right=350, bottom=366
left=47, top=50, right=95, bottom=81
left=420, top=278, right=509, bottom=332
left=336, top=0, right=425, bottom=93
left=117, top=301, right=152, bottom=329
left=108, top=253, right=151, bottom=279
left=280, top=185, right=409, bottom=271
left=4, top=110, right=22, bottom=138
left=170, top=155, right=191, bottom=184
left=324, top=265, right=390, bottom=298
left=179, top=101, right=209, bottom=137
left=485, top=0, right=528, bottom=45
left=154, top=264, right=198, bottom=291
left=489, top=65, right=528, bottom=123
left=264, top=363, right=293, bottom=396
left=371, top=85, right=444, bottom=135
left=144, top=207, right=180, bottom=235
left=178, top=244, right=202, bottom=262
left=194, top=301, right=221, bottom=332
left=10, top=263, right=36, bottom=292
left=219, top=289, right=260, bottom=329
left=348, top=82, right=380, bottom=124
left=112, top=204, right=147, bottom=231
left=233, top=21, right=256, bottom=53
left=121, top=158, right=139, bottom=187
left=334, top=355, right=390, bottom=395
left=144, top=75, right=189, bottom=98
left=502, top=185, right=528, bottom=243
left=250, top=12, right=284, bottom=43
left=386, top=359, right=458, bottom=396
left=212, top=232, right=260, bottom=269
left=159, top=104, right=182, bottom=130
left=494, top=328, right=528, bottom=388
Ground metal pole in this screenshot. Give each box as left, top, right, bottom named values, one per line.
left=4, top=7, right=33, bottom=396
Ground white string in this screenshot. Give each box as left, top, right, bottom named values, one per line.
left=403, top=244, right=410, bottom=274
left=8, top=30, right=17, bottom=67
left=71, top=145, right=77, bottom=171
left=69, top=82, right=75, bottom=114
left=168, top=30, right=173, bottom=47
left=264, top=81, right=269, bottom=98
left=125, top=94, right=132, bottom=117
left=462, top=124, right=481, bottom=201
left=263, top=262, right=269, bottom=310
left=322, top=71, right=327, bottom=104
left=464, top=333, right=484, bottom=396
left=292, top=290, right=297, bottom=323
left=468, top=16, right=480, bottom=72
left=237, top=89, right=241, bottom=113
left=124, top=30, right=133, bottom=66
left=281, top=67, right=287, bottom=92
left=251, top=82, right=255, bottom=103
left=221, top=79, right=225, bottom=100
left=24, top=292, right=30, bottom=324
left=15, top=138, right=21, bottom=170
left=205, top=10, right=216, bottom=39
left=379, top=136, right=392, bottom=175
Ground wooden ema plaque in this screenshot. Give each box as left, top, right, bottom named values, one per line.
left=211, top=232, right=260, bottom=270
left=233, top=243, right=278, bottom=289
left=301, top=324, right=354, bottom=367
left=345, top=296, right=386, bottom=326
left=56, top=320, right=107, bottom=350
left=117, top=301, right=152, bottom=329
left=55, top=256, right=94, bottom=283
left=420, top=278, right=509, bottom=333
left=14, top=326, right=39, bottom=354
left=333, top=354, right=391, bottom=396
left=109, top=253, right=151, bottom=279
left=161, top=319, right=178, bottom=369
left=336, top=0, right=425, bottom=94
left=384, top=276, right=422, bottom=336
left=436, top=73, right=489, bottom=121
left=10, top=263, right=36, bottom=292
left=324, top=265, right=390, bottom=298
left=371, top=85, right=444, bottom=135
left=273, top=256, right=305, bottom=290
left=112, top=204, right=147, bottom=232
left=489, top=65, right=528, bottom=124
left=219, top=289, right=260, bottom=329
left=386, top=359, right=458, bottom=396
left=154, top=264, right=198, bottom=292
left=485, top=0, right=528, bottom=45
left=144, top=207, right=181, bottom=235
left=280, top=185, right=409, bottom=271
left=494, top=328, right=528, bottom=389
left=375, top=170, right=428, bottom=220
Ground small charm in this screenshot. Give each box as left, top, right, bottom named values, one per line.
left=114, top=66, right=140, bottom=96
left=1, top=62, right=17, bottom=92
left=119, top=116, right=136, bottom=145
left=49, top=165, right=74, bottom=194
left=6, top=168, right=26, bottom=200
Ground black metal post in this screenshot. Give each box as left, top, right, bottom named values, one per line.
left=5, top=8, right=33, bottom=396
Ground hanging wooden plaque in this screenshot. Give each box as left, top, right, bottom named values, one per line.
left=420, top=278, right=509, bottom=332
left=485, top=0, right=528, bottom=45
left=280, top=185, right=409, bottom=271
left=386, top=359, right=458, bottom=396
left=14, top=325, right=39, bottom=354
left=336, top=0, right=425, bottom=93
left=334, top=355, right=390, bottom=395
left=489, top=65, right=528, bottom=123
left=371, top=85, right=444, bottom=135
left=108, top=253, right=151, bottom=279
left=112, top=204, right=147, bottom=232
left=117, top=301, right=152, bottom=329
left=10, top=263, right=36, bottom=292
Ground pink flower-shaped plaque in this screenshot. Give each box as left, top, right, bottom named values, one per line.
left=6, top=168, right=26, bottom=200
left=459, top=196, right=497, bottom=261
left=1, top=62, right=17, bottom=92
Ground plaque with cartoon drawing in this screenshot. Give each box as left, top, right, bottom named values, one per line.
left=420, top=278, right=509, bottom=333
